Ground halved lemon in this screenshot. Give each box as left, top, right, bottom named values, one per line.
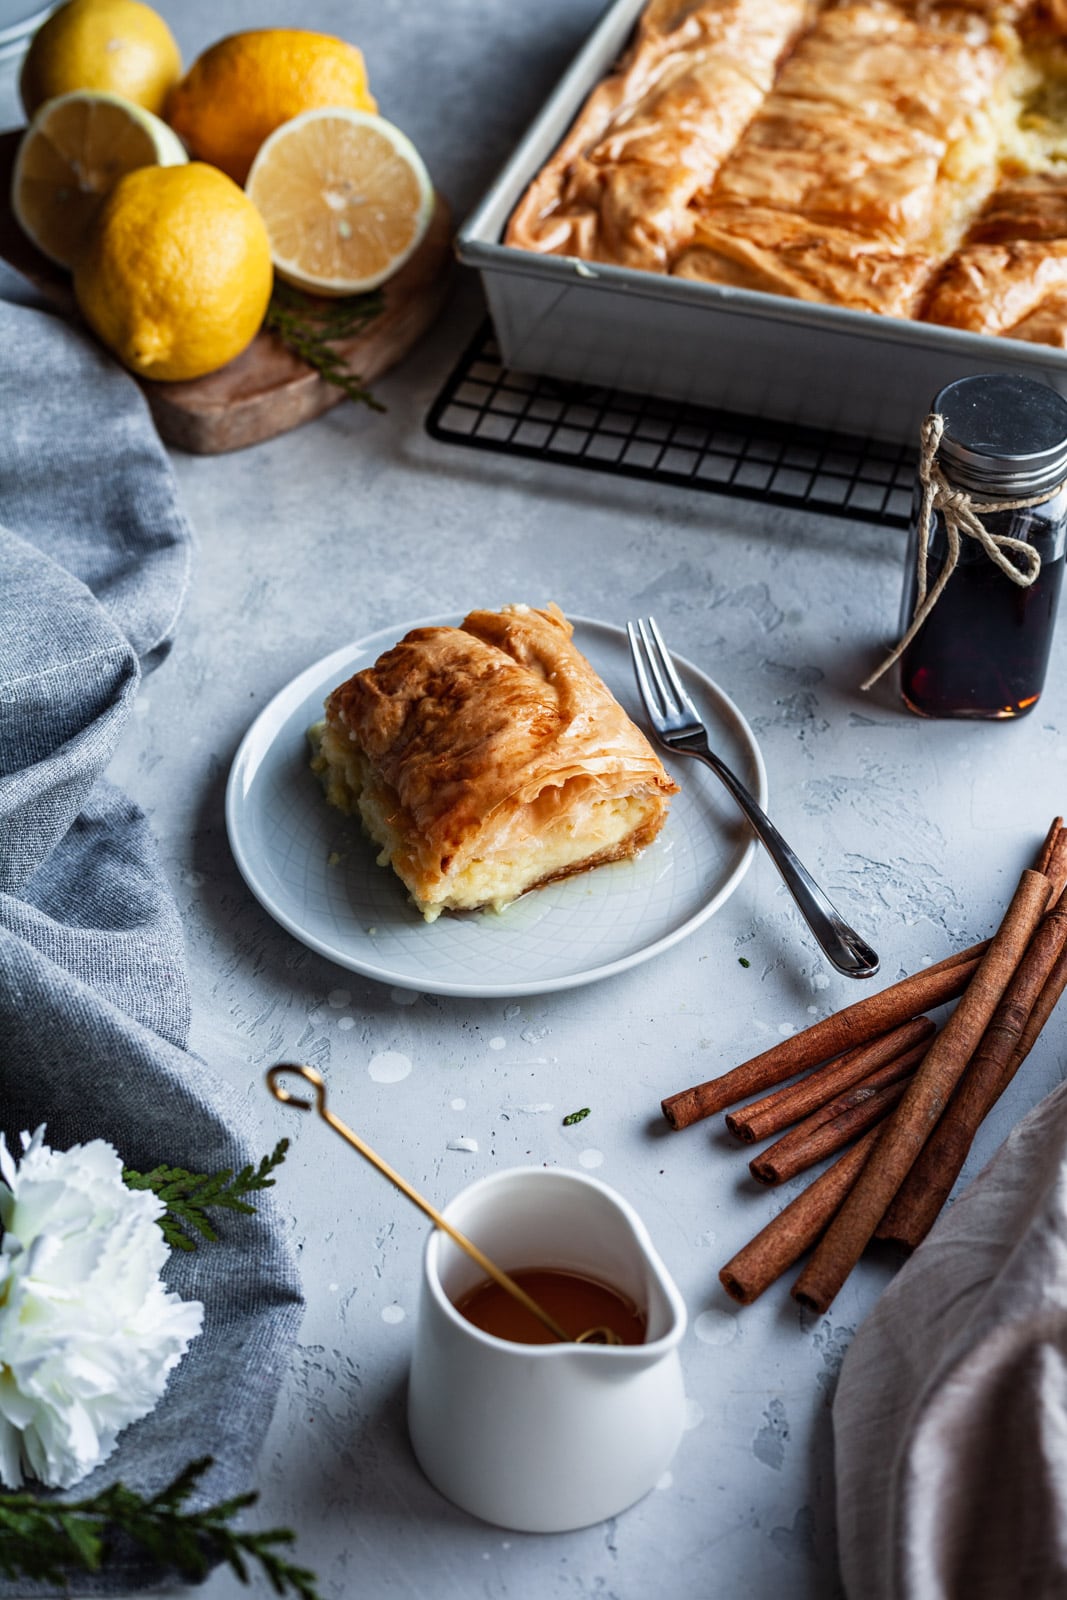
left=12, top=89, right=187, bottom=269
left=245, top=107, right=434, bottom=296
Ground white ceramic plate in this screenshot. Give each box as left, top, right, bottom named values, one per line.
left=225, top=615, right=768, bottom=998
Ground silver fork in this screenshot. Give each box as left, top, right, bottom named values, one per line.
left=628, top=616, right=879, bottom=980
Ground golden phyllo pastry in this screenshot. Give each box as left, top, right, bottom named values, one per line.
left=505, top=0, right=815, bottom=271
left=506, top=0, right=1067, bottom=346
left=922, top=173, right=1067, bottom=342
left=675, top=4, right=1008, bottom=315
left=312, top=604, right=678, bottom=921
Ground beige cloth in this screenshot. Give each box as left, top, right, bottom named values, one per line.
left=834, top=1076, right=1067, bottom=1600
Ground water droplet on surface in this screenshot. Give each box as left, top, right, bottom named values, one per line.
left=368, top=1051, right=412, bottom=1084
left=694, top=1308, right=740, bottom=1347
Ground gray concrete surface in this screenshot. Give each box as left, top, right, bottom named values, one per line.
left=2, top=4, right=1064, bottom=1595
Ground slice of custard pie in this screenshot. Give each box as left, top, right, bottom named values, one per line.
left=310, top=602, right=677, bottom=921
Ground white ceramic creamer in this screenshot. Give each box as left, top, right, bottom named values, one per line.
left=407, top=1166, right=687, bottom=1533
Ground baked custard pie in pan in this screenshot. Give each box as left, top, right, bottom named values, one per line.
left=506, top=0, right=1067, bottom=346
left=311, top=604, right=678, bottom=922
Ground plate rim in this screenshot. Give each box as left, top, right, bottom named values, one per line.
left=224, top=612, right=768, bottom=998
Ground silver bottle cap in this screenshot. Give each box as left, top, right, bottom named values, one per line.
left=932, top=373, right=1067, bottom=497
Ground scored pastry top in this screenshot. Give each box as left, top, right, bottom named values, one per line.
left=505, top=0, right=1067, bottom=341
left=324, top=602, right=677, bottom=869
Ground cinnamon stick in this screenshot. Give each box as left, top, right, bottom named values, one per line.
left=1036, top=817, right=1063, bottom=876
left=1013, top=937, right=1067, bottom=1067
left=791, top=868, right=1052, bottom=1314
left=662, top=954, right=981, bottom=1130
left=725, top=1016, right=935, bottom=1143
left=719, top=1129, right=881, bottom=1305
left=1042, top=824, right=1067, bottom=905
left=751, top=1082, right=909, bottom=1188
left=877, top=889, right=1067, bottom=1250
left=923, top=940, right=991, bottom=974
left=749, top=1041, right=929, bottom=1185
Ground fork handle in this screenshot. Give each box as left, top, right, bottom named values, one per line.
left=677, top=736, right=879, bottom=979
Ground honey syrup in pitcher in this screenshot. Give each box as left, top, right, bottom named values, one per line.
left=454, top=1267, right=647, bottom=1345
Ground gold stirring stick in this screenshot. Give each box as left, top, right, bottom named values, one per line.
left=266, top=1063, right=619, bottom=1346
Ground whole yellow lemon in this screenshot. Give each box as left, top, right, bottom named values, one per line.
left=73, top=162, right=273, bottom=383
left=165, top=28, right=376, bottom=185
left=20, top=0, right=182, bottom=120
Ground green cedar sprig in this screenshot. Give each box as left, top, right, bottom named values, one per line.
left=123, top=1138, right=289, bottom=1253
left=0, top=1457, right=321, bottom=1598
left=265, top=280, right=387, bottom=411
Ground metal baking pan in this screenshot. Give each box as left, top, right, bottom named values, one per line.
left=456, top=0, right=1067, bottom=444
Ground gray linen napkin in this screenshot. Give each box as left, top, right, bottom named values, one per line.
left=833, top=1076, right=1067, bottom=1600
left=0, top=264, right=304, bottom=1593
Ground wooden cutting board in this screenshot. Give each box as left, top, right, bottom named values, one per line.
left=0, top=126, right=454, bottom=454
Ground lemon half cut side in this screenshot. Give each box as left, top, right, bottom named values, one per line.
left=246, top=108, right=434, bottom=296
left=12, top=89, right=187, bottom=269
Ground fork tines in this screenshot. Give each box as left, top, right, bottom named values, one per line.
left=627, top=616, right=701, bottom=735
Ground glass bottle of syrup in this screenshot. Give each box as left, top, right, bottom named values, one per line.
left=899, top=374, right=1067, bottom=719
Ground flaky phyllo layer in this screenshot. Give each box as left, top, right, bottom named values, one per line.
left=506, top=0, right=1067, bottom=344
left=312, top=604, right=678, bottom=920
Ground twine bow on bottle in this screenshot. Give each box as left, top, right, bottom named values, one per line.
left=862, top=412, right=1049, bottom=691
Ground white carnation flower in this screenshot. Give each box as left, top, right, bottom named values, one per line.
left=0, top=1125, right=204, bottom=1490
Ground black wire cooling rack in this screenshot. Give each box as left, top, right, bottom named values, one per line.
left=426, top=322, right=917, bottom=528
